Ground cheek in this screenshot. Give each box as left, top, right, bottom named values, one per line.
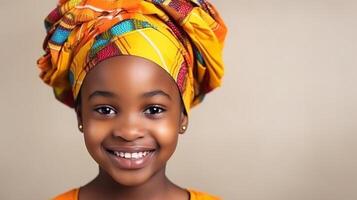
left=82, top=107, right=111, bottom=142
left=152, top=119, right=179, bottom=153
left=83, top=120, right=111, bottom=155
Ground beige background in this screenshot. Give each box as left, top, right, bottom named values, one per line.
left=1, top=0, right=357, bottom=199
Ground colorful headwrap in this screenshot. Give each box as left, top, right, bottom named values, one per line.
left=37, top=0, right=227, bottom=114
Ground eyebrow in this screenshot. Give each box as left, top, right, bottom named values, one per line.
left=88, top=91, right=117, bottom=100
left=141, top=90, right=172, bottom=100
left=88, top=90, right=171, bottom=101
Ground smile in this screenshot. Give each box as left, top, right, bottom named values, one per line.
left=104, top=147, right=156, bottom=169
left=107, top=150, right=154, bottom=160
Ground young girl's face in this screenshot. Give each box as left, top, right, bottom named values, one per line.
left=77, top=56, right=188, bottom=186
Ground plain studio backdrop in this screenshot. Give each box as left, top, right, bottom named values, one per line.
left=1, top=0, right=357, bottom=199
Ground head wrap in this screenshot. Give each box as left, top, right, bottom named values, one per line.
left=37, top=0, right=227, bottom=114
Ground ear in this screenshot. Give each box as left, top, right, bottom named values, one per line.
left=179, top=112, right=188, bottom=134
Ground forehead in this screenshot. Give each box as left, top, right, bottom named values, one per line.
left=81, top=56, right=180, bottom=99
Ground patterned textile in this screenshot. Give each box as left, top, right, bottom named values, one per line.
left=37, top=0, right=227, bottom=114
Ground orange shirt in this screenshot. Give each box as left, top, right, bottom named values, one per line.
left=52, top=188, right=221, bottom=200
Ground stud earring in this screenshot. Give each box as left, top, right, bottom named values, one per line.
left=180, top=125, right=187, bottom=134
left=78, top=124, right=83, bottom=131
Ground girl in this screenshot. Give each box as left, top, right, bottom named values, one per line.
left=37, top=0, right=227, bottom=199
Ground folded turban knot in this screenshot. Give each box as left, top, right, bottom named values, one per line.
left=37, top=0, right=227, bottom=114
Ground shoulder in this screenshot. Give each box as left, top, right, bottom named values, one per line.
left=188, top=189, right=221, bottom=200
left=51, top=188, right=79, bottom=200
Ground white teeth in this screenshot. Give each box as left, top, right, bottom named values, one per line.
left=112, top=151, right=152, bottom=159
left=124, top=152, right=131, bottom=159
left=132, top=152, right=138, bottom=159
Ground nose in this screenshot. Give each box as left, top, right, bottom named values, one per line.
left=112, top=112, right=144, bottom=141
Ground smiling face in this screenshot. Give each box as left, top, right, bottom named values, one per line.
left=76, top=55, right=188, bottom=186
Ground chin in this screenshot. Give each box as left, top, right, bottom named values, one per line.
left=110, top=169, right=156, bottom=187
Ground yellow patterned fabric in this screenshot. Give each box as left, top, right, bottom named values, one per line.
left=37, top=0, right=227, bottom=114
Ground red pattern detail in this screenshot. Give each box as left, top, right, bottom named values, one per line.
left=47, top=7, right=62, bottom=23
left=166, top=21, right=185, bottom=44
left=95, top=43, right=121, bottom=64
left=168, top=0, right=193, bottom=19
left=177, top=61, right=188, bottom=92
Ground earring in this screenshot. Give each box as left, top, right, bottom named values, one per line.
left=180, top=125, right=187, bottom=134
left=78, top=124, right=83, bottom=131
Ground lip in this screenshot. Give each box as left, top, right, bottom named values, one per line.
left=103, top=146, right=156, bottom=170
left=105, top=146, right=156, bottom=153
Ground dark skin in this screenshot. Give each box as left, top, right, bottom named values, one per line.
left=75, top=55, right=189, bottom=200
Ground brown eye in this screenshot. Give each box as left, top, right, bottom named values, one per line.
left=94, top=106, right=117, bottom=116
left=144, top=105, right=165, bottom=115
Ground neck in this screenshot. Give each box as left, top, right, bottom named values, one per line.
left=86, top=165, right=178, bottom=199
